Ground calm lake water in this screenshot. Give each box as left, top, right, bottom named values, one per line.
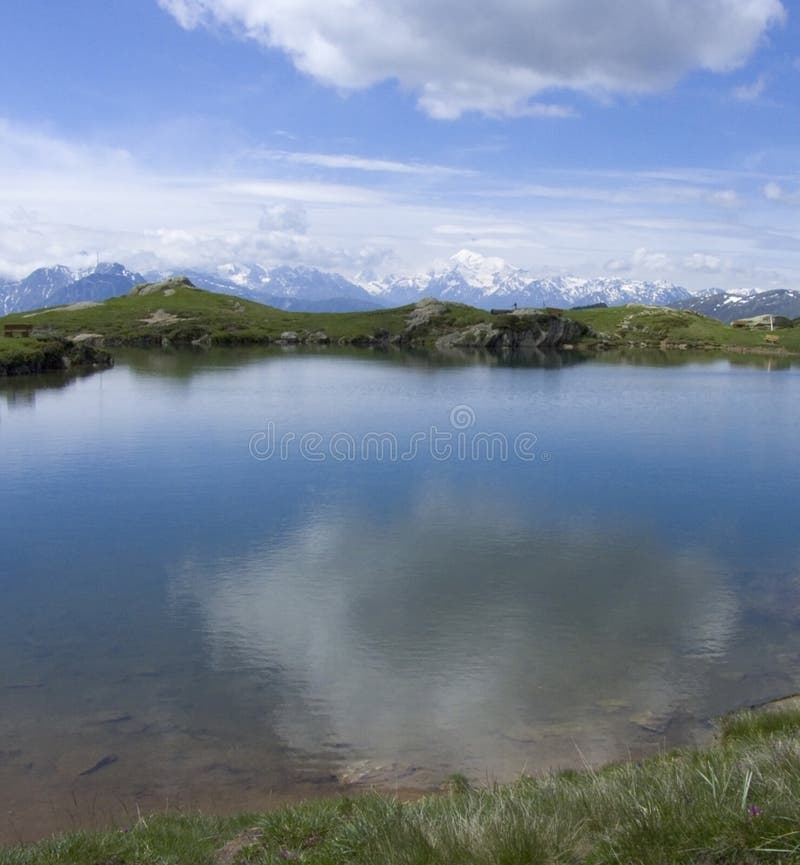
left=2, top=347, right=800, bottom=841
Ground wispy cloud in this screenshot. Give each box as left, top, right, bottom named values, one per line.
left=222, top=180, right=382, bottom=206
left=1, top=116, right=799, bottom=292
left=433, top=223, right=528, bottom=237
left=246, top=149, right=474, bottom=176
left=733, top=74, right=768, bottom=101
left=483, top=180, right=742, bottom=209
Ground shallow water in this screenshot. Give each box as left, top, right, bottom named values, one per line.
left=2, top=347, right=800, bottom=842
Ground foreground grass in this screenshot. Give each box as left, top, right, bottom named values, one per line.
left=6, top=708, right=800, bottom=864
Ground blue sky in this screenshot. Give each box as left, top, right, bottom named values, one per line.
left=0, top=0, right=797, bottom=290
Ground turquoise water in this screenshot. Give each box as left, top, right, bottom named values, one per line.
left=2, top=348, right=800, bottom=840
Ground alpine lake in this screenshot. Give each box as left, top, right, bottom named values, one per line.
left=2, top=345, right=800, bottom=842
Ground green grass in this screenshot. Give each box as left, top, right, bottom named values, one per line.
left=0, top=282, right=493, bottom=348
left=720, top=706, right=800, bottom=746
left=0, top=335, right=111, bottom=375
left=3, top=281, right=799, bottom=358
left=569, top=305, right=800, bottom=353
left=0, top=335, right=53, bottom=365
left=6, top=708, right=800, bottom=864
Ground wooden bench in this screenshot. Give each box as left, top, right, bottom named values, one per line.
left=3, top=324, right=33, bottom=338
left=764, top=333, right=780, bottom=344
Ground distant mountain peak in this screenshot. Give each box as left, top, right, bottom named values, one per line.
left=442, top=249, right=518, bottom=289
left=364, top=253, right=691, bottom=309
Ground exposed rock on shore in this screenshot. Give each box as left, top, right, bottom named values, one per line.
left=0, top=338, right=113, bottom=377
left=435, top=311, right=589, bottom=351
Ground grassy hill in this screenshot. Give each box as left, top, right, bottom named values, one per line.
left=0, top=277, right=491, bottom=348
left=2, top=277, right=799, bottom=374
left=568, top=305, right=800, bottom=353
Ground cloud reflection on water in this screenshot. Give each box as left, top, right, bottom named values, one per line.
left=172, top=485, right=739, bottom=776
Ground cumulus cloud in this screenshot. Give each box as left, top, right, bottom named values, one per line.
left=684, top=252, right=723, bottom=272
left=632, top=247, right=671, bottom=272
left=0, top=119, right=394, bottom=278
left=158, top=0, right=786, bottom=117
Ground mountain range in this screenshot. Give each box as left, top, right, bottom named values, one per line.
left=1, top=250, right=797, bottom=320
left=364, top=250, right=693, bottom=309
left=0, top=263, right=145, bottom=315
left=673, top=289, right=800, bottom=323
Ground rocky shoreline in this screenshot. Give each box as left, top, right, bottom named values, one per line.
left=0, top=337, right=113, bottom=377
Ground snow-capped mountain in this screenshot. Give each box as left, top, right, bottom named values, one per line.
left=4, top=250, right=793, bottom=318
left=0, top=263, right=143, bottom=314
left=675, top=289, right=800, bottom=323
left=179, top=264, right=381, bottom=311
left=0, top=262, right=381, bottom=314
left=366, top=250, right=692, bottom=309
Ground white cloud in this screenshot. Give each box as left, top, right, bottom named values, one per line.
left=732, top=73, right=768, bottom=101
left=2, top=117, right=800, bottom=291
left=632, top=247, right=671, bottom=272
left=763, top=181, right=800, bottom=204
left=250, top=149, right=474, bottom=176
left=604, top=258, right=631, bottom=274
left=433, top=223, right=527, bottom=237
left=258, top=202, right=309, bottom=234
left=158, top=0, right=786, bottom=118
left=222, top=179, right=380, bottom=205
left=708, top=188, right=741, bottom=208
left=684, top=252, right=723, bottom=272
left=0, top=119, right=393, bottom=277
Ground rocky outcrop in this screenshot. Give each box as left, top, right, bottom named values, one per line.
left=129, top=275, right=195, bottom=297
left=405, top=297, right=448, bottom=332
left=732, top=314, right=794, bottom=330
left=490, top=313, right=589, bottom=350
left=435, top=323, right=496, bottom=350
left=435, top=313, right=589, bottom=352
